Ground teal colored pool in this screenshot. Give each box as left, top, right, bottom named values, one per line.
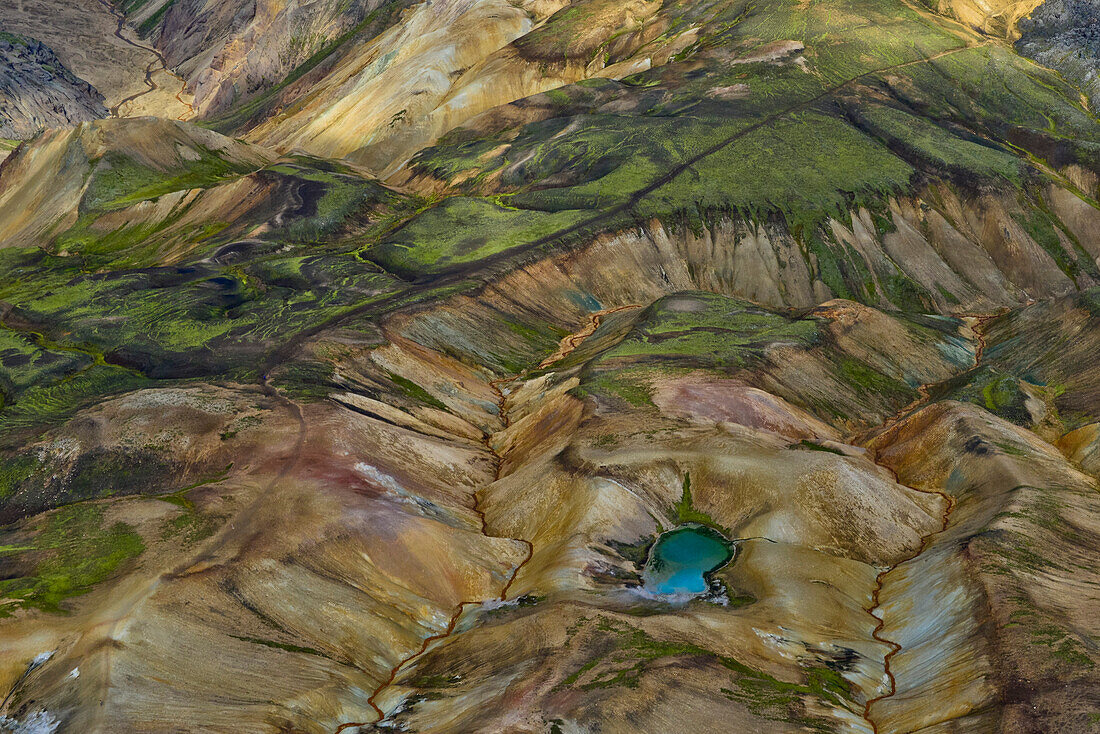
left=642, top=525, right=733, bottom=595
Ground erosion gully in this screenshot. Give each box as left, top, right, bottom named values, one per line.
left=859, top=311, right=999, bottom=733
left=335, top=307, right=637, bottom=732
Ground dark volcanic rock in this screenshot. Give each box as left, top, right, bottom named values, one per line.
left=1017, top=0, right=1100, bottom=109
left=0, top=33, right=108, bottom=139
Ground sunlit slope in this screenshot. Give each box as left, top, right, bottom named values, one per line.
left=921, top=0, right=1044, bottom=37
left=244, top=0, right=732, bottom=176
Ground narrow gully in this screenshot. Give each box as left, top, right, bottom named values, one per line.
left=335, top=307, right=630, bottom=731
left=335, top=376, right=525, bottom=732
left=537, top=304, right=642, bottom=369
left=859, top=312, right=997, bottom=732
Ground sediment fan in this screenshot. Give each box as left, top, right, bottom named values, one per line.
left=0, top=0, right=1098, bottom=731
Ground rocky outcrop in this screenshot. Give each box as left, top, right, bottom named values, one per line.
left=1018, top=0, right=1100, bottom=109
left=0, top=34, right=107, bottom=139
left=1, top=0, right=191, bottom=119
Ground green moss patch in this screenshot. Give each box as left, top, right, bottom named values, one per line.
left=558, top=615, right=852, bottom=730
left=370, top=197, right=590, bottom=277
left=387, top=372, right=447, bottom=411
left=80, top=148, right=259, bottom=214
left=671, top=473, right=727, bottom=532
left=599, top=292, right=821, bottom=369
left=0, top=504, right=144, bottom=615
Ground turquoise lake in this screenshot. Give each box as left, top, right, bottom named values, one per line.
left=642, top=525, right=734, bottom=595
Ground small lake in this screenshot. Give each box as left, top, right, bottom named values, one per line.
left=642, top=525, right=734, bottom=595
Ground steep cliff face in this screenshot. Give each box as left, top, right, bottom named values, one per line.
left=0, top=35, right=108, bottom=140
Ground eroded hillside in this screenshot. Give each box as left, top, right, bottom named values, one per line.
left=0, top=0, right=1099, bottom=732
left=0, top=34, right=107, bottom=141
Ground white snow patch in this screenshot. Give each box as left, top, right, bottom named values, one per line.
left=29, top=652, right=52, bottom=668
left=354, top=462, right=403, bottom=494
left=478, top=598, right=520, bottom=612
left=0, top=710, right=60, bottom=734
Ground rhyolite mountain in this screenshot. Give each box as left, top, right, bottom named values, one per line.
left=0, top=0, right=1099, bottom=732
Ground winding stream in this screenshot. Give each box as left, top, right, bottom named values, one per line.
left=95, top=0, right=193, bottom=119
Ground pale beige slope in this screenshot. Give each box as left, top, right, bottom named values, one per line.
left=925, top=0, right=1044, bottom=38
